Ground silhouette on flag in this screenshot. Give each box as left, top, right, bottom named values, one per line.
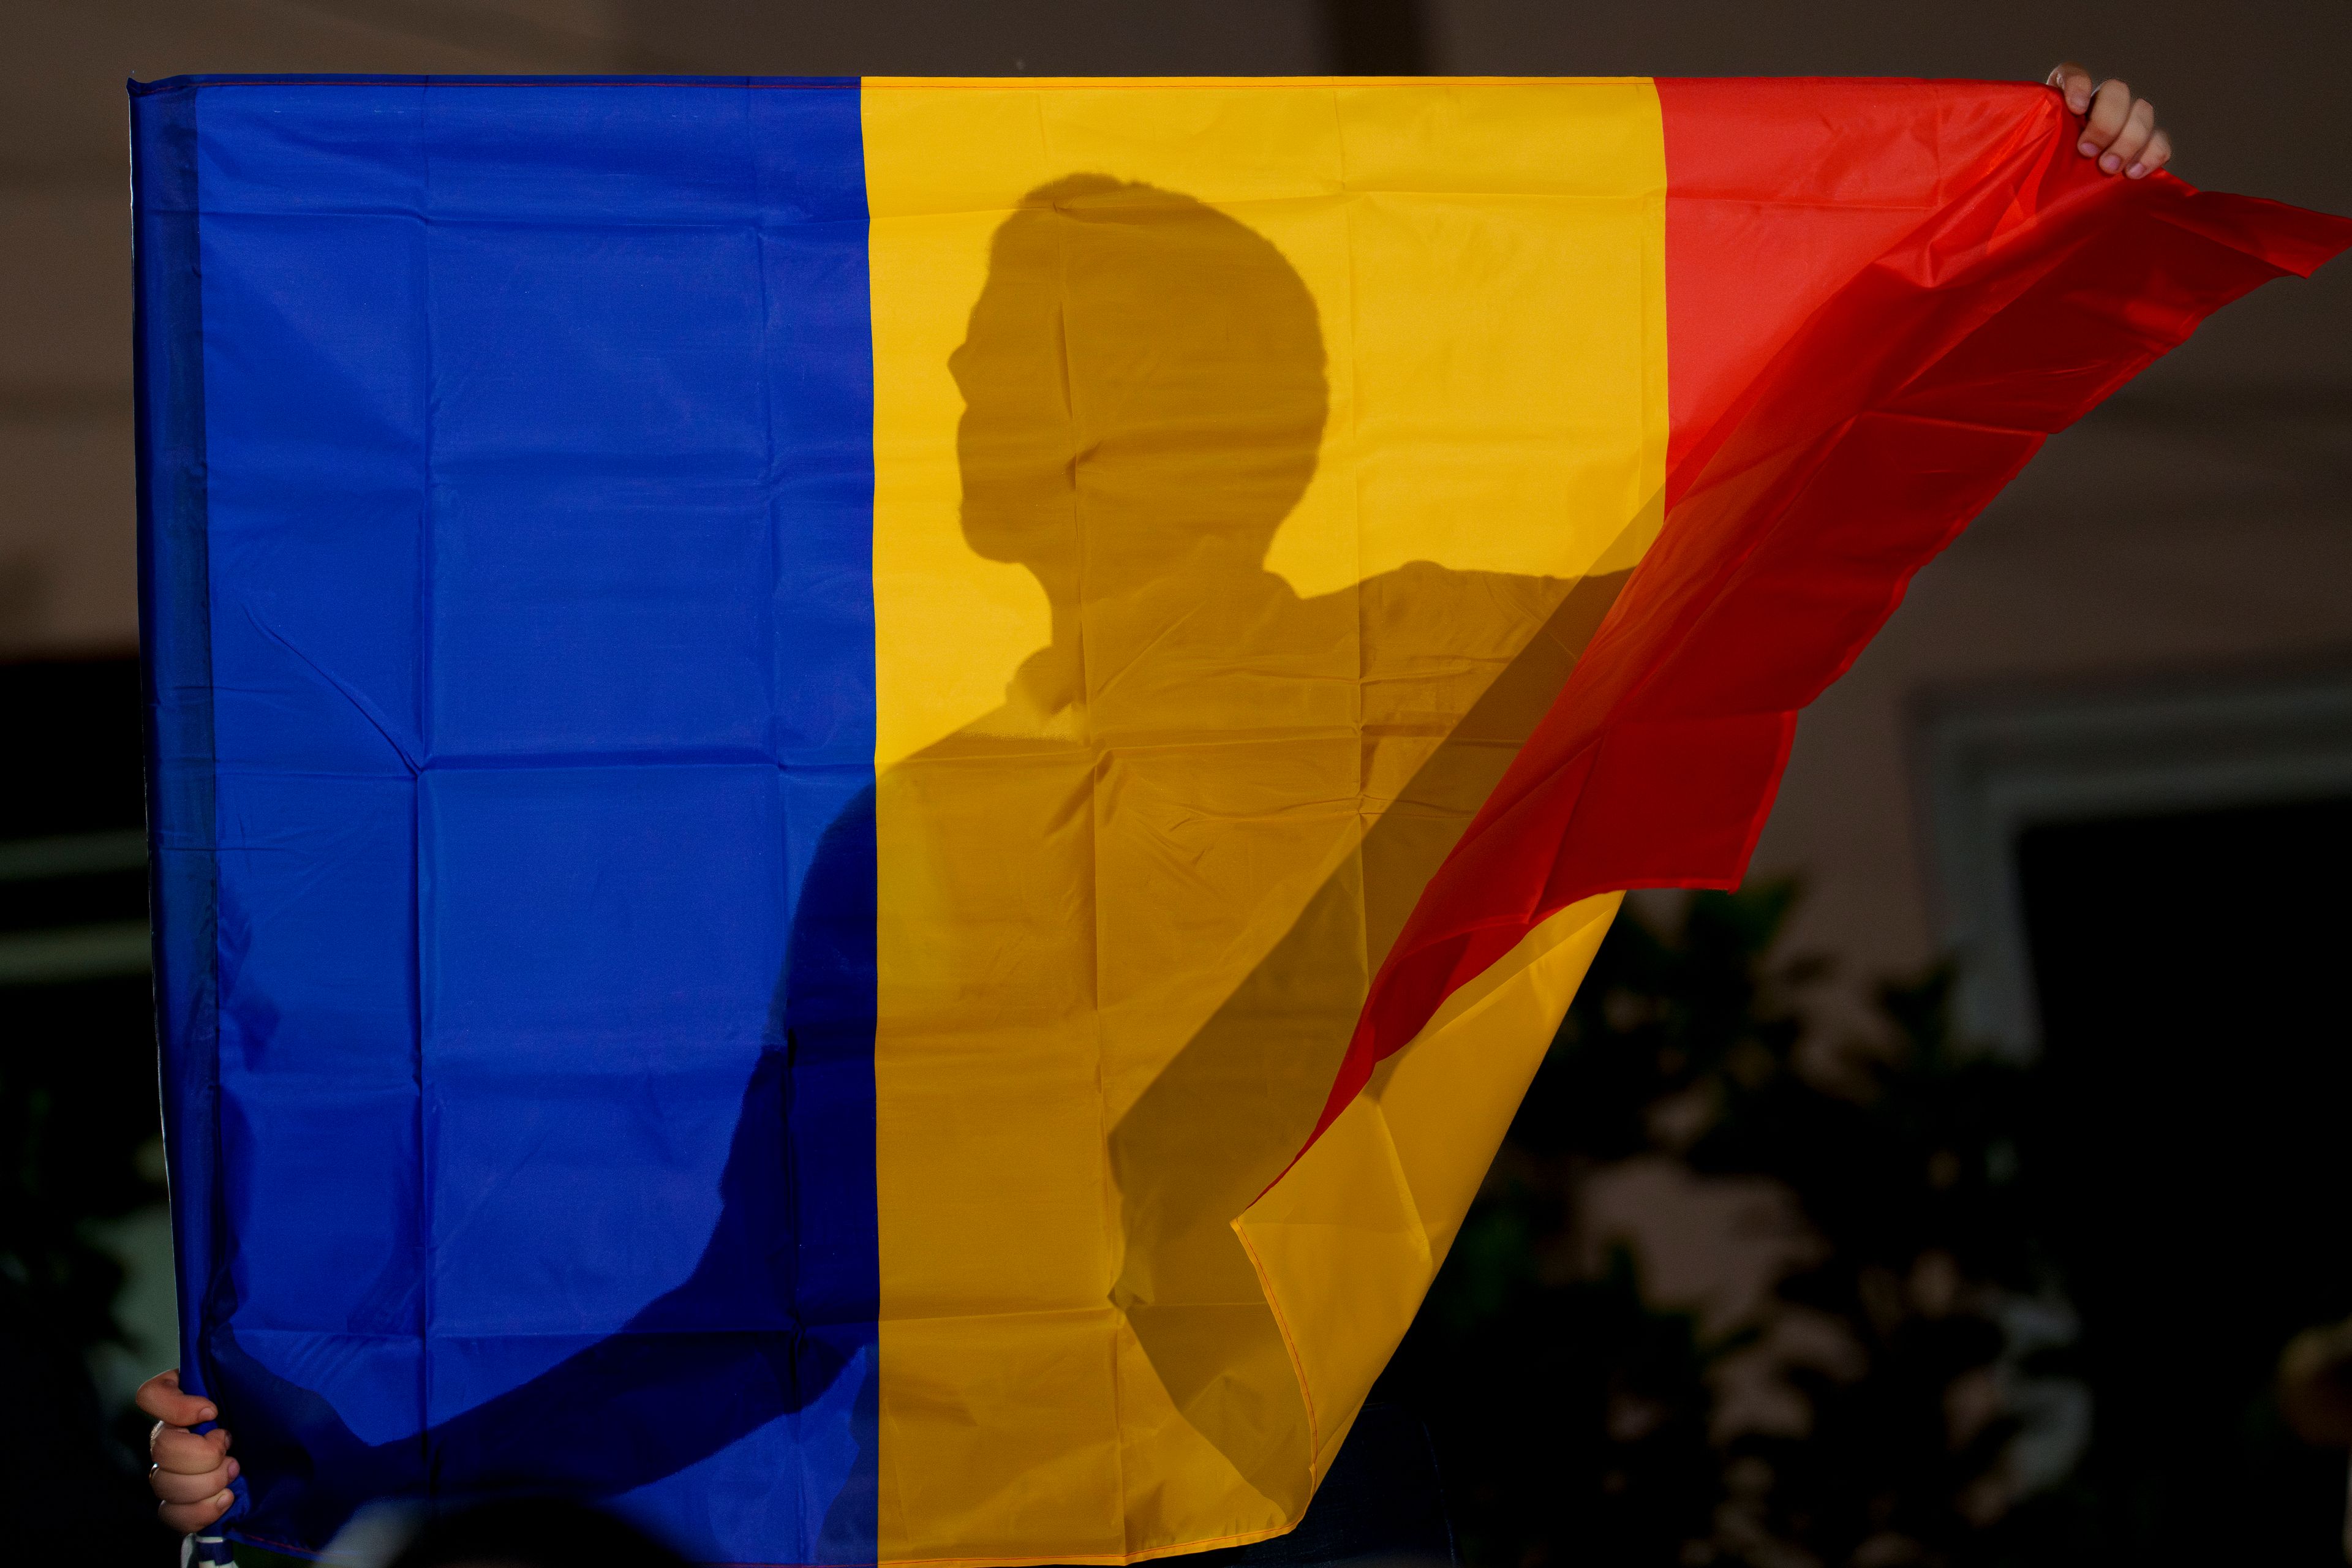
left=130, top=72, right=2348, bottom=1567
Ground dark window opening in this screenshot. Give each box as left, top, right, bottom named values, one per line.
left=2018, top=793, right=2352, bottom=1564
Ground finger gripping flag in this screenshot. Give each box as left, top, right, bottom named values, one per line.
left=130, top=72, right=2348, bottom=1567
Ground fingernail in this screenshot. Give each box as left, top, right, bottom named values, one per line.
left=227, top=1460, right=240, bottom=1478
left=198, top=1406, right=216, bottom=1420
left=215, top=1490, right=235, bottom=1506
left=2127, top=163, right=2146, bottom=178
left=2077, top=139, right=2098, bottom=156
left=2100, top=153, right=2122, bottom=173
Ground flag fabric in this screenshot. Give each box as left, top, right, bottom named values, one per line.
left=131, top=72, right=2347, bottom=1567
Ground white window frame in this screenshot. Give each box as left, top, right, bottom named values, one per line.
left=1915, top=662, right=2352, bottom=1057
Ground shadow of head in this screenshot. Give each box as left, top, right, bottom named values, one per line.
left=949, top=175, right=1328, bottom=606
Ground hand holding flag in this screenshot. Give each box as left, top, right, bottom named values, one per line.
left=136, top=1370, right=234, bottom=1534
left=2049, top=61, right=2173, bottom=178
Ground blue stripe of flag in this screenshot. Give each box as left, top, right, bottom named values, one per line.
left=134, top=76, right=878, bottom=1565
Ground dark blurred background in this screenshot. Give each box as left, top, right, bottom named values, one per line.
left=6, top=2, right=2347, bottom=1563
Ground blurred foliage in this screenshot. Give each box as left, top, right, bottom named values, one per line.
left=2, top=974, right=177, bottom=1562
left=4, top=652, right=178, bottom=1559
left=1378, top=884, right=2061, bottom=1568
left=2, top=979, right=164, bottom=1359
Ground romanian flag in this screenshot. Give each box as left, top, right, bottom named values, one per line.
left=131, top=74, right=2346, bottom=1566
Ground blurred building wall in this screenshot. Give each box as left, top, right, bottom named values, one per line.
left=4, top=0, right=2346, bottom=1011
